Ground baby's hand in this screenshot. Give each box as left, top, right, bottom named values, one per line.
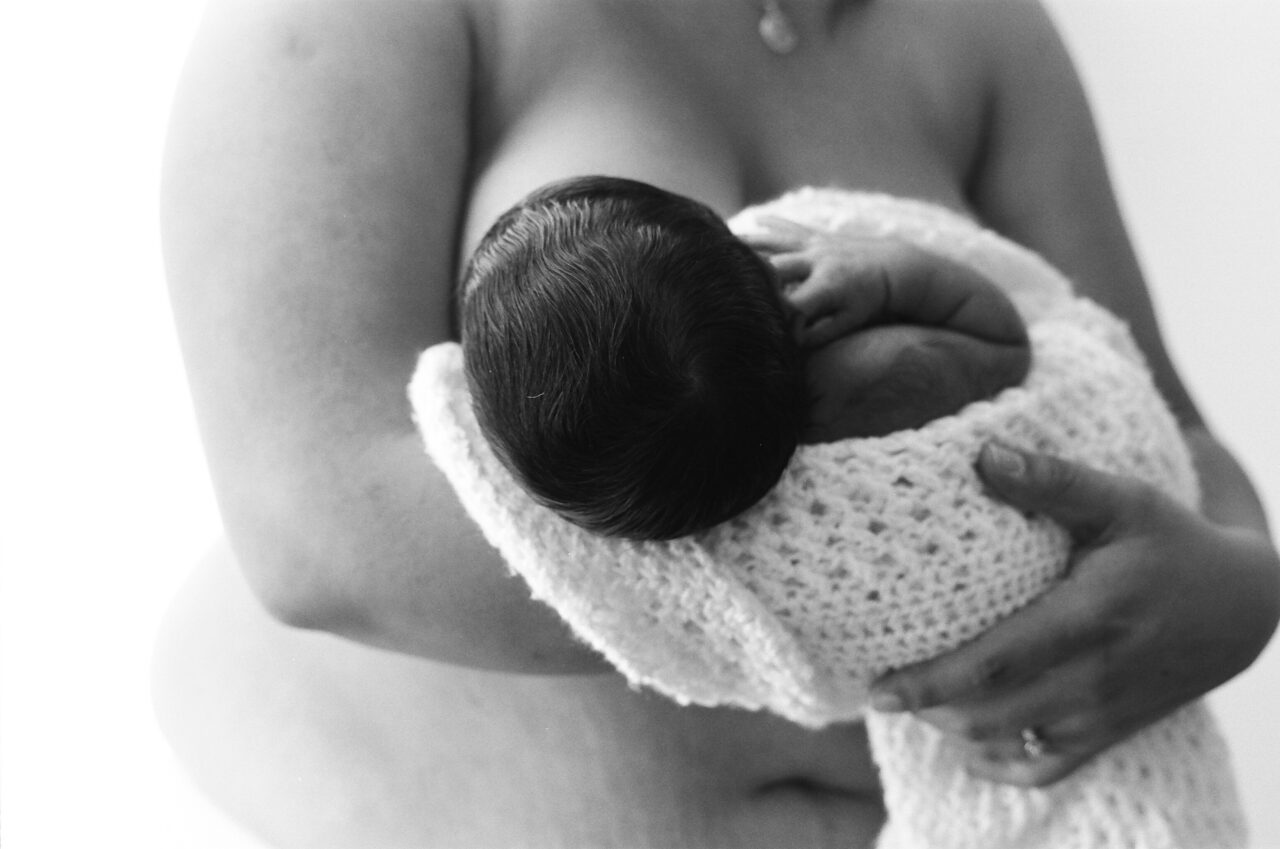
left=742, top=218, right=1028, bottom=350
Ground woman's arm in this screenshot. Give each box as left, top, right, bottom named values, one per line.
left=870, top=1, right=1279, bottom=785
left=969, top=0, right=1274, bottom=556
left=967, top=3, right=1274, bottom=536
left=163, top=0, right=605, bottom=673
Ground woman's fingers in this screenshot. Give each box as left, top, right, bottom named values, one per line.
left=974, top=442, right=1162, bottom=548
left=870, top=448, right=1165, bottom=713
left=870, top=578, right=1106, bottom=714
left=939, top=714, right=1099, bottom=788
left=966, top=735, right=1096, bottom=788
left=964, top=686, right=1158, bottom=787
left=911, top=670, right=1073, bottom=743
left=911, top=649, right=1126, bottom=775
left=899, top=657, right=1139, bottom=786
left=871, top=444, right=1279, bottom=788
left=905, top=638, right=1158, bottom=787
left=871, top=445, right=1257, bottom=787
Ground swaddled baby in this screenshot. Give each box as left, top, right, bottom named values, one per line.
left=460, top=175, right=1031, bottom=539
left=413, top=182, right=1245, bottom=848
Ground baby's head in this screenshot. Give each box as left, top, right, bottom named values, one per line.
left=460, top=176, right=806, bottom=541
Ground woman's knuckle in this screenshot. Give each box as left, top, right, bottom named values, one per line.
left=957, top=716, right=994, bottom=741
left=1095, top=711, right=1128, bottom=740
left=968, top=655, right=1011, bottom=692
left=1036, top=455, right=1079, bottom=501
left=1095, top=656, right=1129, bottom=701
left=909, top=682, right=937, bottom=709
left=1123, top=480, right=1173, bottom=529
left=1026, top=761, right=1065, bottom=788
left=1077, top=681, right=1109, bottom=714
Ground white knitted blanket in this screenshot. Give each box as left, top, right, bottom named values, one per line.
left=411, top=190, right=1246, bottom=848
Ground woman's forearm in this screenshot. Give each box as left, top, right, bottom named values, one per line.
left=226, top=431, right=608, bottom=674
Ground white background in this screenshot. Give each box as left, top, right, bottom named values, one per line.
left=3, top=2, right=1278, bottom=847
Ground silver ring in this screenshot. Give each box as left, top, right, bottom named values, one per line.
left=1021, top=727, right=1048, bottom=759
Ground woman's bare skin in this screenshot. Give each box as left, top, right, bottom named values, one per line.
left=154, top=1, right=1252, bottom=846
left=155, top=540, right=884, bottom=848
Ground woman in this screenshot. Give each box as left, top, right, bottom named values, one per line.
left=154, top=1, right=1278, bottom=846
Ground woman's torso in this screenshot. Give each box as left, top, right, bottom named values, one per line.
left=155, top=2, right=996, bottom=846
left=462, top=0, right=986, bottom=251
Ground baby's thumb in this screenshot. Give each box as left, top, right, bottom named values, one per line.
left=975, top=442, right=1138, bottom=546
left=786, top=279, right=849, bottom=346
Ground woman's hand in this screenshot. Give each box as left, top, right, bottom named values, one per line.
left=870, top=442, right=1280, bottom=787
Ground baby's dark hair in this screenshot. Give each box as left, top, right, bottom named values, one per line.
left=460, top=176, right=806, bottom=540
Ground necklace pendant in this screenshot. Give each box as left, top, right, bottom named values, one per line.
left=759, top=0, right=799, bottom=55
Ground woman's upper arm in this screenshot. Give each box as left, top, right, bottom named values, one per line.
left=966, top=1, right=1201, bottom=427
left=163, top=1, right=600, bottom=670
left=164, top=1, right=468, bottom=436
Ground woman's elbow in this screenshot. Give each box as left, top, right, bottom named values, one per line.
left=252, top=571, right=348, bottom=632
left=226, top=525, right=361, bottom=633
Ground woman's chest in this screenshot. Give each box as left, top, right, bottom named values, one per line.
left=463, top=0, right=991, bottom=250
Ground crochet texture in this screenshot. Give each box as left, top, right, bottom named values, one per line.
left=410, top=190, right=1245, bottom=848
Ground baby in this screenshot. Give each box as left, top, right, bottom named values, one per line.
left=460, top=175, right=1031, bottom=540
left=418, top=183, right=1245, bottom=848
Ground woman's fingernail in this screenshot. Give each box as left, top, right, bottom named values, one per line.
left=983, top=442, right=1026, bottom=479
left=870, top=691, right=905, bottom=712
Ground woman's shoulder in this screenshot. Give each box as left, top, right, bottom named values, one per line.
left=194, top=0, right=474, bottom=52
left=938, top=0, right=1065, bottom=75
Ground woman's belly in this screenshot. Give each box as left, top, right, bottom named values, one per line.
left=152, top=540, right=885, bottom=848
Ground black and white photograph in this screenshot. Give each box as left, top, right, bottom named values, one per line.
left=5, top=2, right=1280, bottom=847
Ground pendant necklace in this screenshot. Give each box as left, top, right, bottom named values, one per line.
left=758, top=0, right=800, bottom=55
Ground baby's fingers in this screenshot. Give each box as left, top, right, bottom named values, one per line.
left=738, top=216, right=819, bottom=254
left=764, top=252, right=813, bottom=286
left=786, top=282, right=852, bottom=347
left=788, top=265, right=888, bottom=346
